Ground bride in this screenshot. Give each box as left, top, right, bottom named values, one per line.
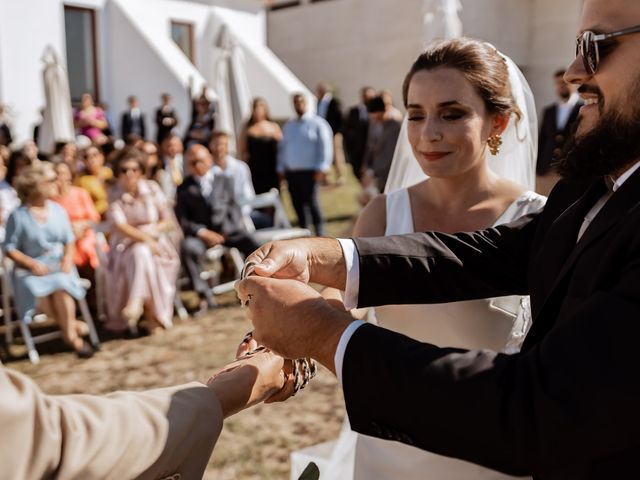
left=292, top=38, right=545, bottom=479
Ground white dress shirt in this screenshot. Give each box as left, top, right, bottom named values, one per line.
left=214, top=155, right=255, bottom=208
left=334, top=160, right=640, bottom=385
left=556, top=93, right=580, bottom=131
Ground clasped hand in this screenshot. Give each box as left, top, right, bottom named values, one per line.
left=235, top=238, right=354, bottom=373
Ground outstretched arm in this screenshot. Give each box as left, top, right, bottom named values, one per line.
left=0, top=349, right=286, bottom=479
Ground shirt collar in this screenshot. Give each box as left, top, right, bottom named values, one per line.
left=195, top=167, right=215, bottom=182
left=608, top=159, right=640, bottom=192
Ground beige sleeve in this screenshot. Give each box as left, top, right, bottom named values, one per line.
left=0, top=365, right=223, bottom=480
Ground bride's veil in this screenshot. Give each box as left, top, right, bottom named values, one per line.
left=384, top=49, right=538, bottom=193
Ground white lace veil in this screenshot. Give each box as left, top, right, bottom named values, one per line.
left=384, top=49, right=538, bottom=193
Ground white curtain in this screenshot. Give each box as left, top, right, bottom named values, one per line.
left=213, top=25, right=252, bottom=154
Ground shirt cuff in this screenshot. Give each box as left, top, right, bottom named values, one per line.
left=337, top=238, right=360, bottom=310
left=334, top=320, right=366, bottom=387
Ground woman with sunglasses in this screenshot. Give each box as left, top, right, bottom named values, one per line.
left=3, top=163, right=93, bottom=357
left=105, top=147, right=180, bottom=334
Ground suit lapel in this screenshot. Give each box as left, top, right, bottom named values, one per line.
left=524, top=169, right=640, bottom=350
left=522, top=180, right=607, bottom=350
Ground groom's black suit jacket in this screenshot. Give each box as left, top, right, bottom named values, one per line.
left=343, top=167, right=640, bottom=479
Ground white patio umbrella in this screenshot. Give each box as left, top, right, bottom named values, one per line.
left=38, top=45, right=75, bottom=155
left=213, top=24, right=252, bottom=153
left=422, top=0, right=463, bottom=46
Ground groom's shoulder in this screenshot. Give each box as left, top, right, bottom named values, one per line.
left=545, top=178, right=593, bottom=207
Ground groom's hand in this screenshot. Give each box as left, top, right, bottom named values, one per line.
left=244, top=238, right=348, bottom=290
left=236, top=276, right=353, bottom=374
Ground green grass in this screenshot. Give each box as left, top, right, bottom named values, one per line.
left=279, top=166, right=362, bottom=238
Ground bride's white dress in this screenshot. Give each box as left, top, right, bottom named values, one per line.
left=290, top=187, right=546, bottom=480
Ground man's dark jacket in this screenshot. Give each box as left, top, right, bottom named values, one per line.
left=344, top=168, right=640, bottom=479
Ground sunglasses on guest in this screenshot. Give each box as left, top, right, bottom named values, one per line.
left=576, top=24, right=640, bottom=75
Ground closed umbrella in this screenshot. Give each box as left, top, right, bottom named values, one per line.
left=38, top=45, right=75, bottom=154
left=213, top=24, right=252, bottom=153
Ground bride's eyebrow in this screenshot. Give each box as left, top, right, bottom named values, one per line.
left=438, top=100, right=467, bottom=108
left=406, top=101, right=468, bottom=109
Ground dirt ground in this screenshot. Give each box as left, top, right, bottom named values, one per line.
left=5, top=177, right=362, bottom=479
left=6, top=291, right=346, bottom=479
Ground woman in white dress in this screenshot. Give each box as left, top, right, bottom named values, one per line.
left=293, top=38, right=546, bottom=480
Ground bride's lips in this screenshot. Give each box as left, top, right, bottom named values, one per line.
left=420, top=151, right=450, bottom=162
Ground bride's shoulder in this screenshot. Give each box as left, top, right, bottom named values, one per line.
left=353, top=193, right=388, bottom=237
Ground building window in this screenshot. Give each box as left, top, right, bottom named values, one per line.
left=64, top=6, right=99, bottom=104
left=171, top=21, right=195, bottom=64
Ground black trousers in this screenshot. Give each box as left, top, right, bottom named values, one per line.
left=181, top=231, right=259, bottom=302
left=285, top=170, right=324, bottom=236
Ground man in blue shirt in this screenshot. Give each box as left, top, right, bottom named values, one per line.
left=278, top=93, right=333, bottom=236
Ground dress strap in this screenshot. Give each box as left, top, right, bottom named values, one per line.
left=384, top=189, right=415, bottom=235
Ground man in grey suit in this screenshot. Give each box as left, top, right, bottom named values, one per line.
left=176, top=144, right=259, bottom=309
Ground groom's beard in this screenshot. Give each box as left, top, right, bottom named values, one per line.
left=556, top=87, right=640, bottom=181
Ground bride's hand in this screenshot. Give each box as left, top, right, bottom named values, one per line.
left=207, top=349, right=291, bottom=417
left=234, top=332, right=296, bottom=403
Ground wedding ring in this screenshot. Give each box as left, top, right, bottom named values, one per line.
left=240, top=260, right=258, bottom=280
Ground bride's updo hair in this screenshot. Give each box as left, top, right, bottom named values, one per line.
left=402, top=37, right=521, bottom=121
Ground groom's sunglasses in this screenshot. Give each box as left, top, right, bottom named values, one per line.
left=576, top=24, right=640, bottom=75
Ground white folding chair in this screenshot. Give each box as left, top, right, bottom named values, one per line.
left=1, top=254, right=100, bottom=364
left=199, top=245, right=245, bottom=296
left=245, top=188, right=312, bottom=244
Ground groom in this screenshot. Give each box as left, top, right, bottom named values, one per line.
left=238, top=0, right=640, bottom=478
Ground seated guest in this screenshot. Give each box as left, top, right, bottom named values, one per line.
left=5, top=150, right=35, bottom=187
left=52, top=162, right=101, bottom=270
left=3, top=163, right=93, bottom=358
left=51, top=141, right=80, bottom=176
left=176, top=145, right=259, bottom=309
left=0, top=146, right=19, bottom=241
left=106, top=147, right=180, bottom=334
left=74, top=145, right=113, bottom=218
left=74, top=93, right=108, bottom=145
left=209, top=131, right=271, bottom=229
left=160, top=133, right=185, bottom=201
left=141, top=140, right=165, bottom=184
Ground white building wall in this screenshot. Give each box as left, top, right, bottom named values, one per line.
left=266, top=0, right=583, bottom=116
left=527, top=0, right=583, bottom=113
left=0, top=0, right=67, bottom=145
left=267, top=0, right=425, bottom=112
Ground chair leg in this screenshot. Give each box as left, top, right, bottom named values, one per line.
left=19, top=320, right=39, bottom=364
left=94, top=269, right=107, bottom=323
left=2, top=270, right=13, bottom=345
left=78, top=298, right=100, bottom=348
left=174, top=294, right=189, bottom=321
left=228, top=248, right=245, bottom=277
